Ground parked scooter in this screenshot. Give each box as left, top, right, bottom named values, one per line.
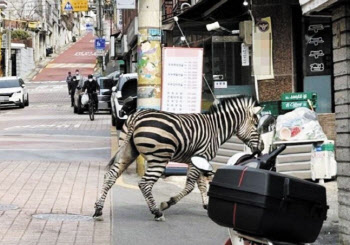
left=192, top=115, right=328, bottom=245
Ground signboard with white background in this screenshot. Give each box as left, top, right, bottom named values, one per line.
left=162, top=47, right=203, bottom=113
left=116, top=0, right=136, bottom=9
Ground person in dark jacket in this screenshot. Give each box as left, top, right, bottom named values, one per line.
left=66, top=71, right=73, bottom=95
left=82, top=74, right=100, bottom=110
left=70, top=76, right=79, bottom=107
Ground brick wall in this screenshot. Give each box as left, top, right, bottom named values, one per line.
left=332, top=3, right=350, bottom=244
left=252, top=0, right=299, bottom=102
left=318, top=113, right=336, bottom=141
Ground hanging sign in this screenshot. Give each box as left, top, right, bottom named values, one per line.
left=303, top=16, right=332, bottom=76
left=162, top=47, right=203, bottom=114
left=116, top=0, right=136, bottom=9
left=241, top=43, right=249, bottom=66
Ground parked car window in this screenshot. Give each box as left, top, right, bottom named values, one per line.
left=121, top=78, right=137, bottom=100
left=100, top=79, right=114, bottom=90
left=0, top=80, right=20, bottom=88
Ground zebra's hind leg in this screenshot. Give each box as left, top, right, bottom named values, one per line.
left=160, top=165, right=201, bottom=212
left=94, top=141, right=139, bottom=220
left=138, top=161, right=167, bottom=221
left=196, top=173, right=211, bottom=210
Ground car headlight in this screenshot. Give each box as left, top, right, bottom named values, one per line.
left=16, top=91, right=21, bottom=93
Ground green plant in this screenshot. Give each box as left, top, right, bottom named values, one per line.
left=11, top=29, right=31, bottom=40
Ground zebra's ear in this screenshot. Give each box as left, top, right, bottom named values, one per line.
left=252, top=106, right=262, bottom=115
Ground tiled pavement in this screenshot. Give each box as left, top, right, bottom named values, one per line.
left=0, top=161, right=111, bottom=245
left=0, top=81, right=113, bottom=245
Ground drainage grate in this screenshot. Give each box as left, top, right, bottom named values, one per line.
left=32, top=213, right=93, bottom=221
left=0, top=204, right=19, bottom=211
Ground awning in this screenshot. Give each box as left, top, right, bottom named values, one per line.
left=163, top=0, right=249, bottom=33
left=177, top=0, right=247, bottom=22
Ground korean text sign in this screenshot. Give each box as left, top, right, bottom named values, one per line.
left=162, top=48, right=203, bottom=113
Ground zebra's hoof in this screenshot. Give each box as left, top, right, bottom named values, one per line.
left=93, top=208, right=103, bottom=221
left=160, top=201, right=169, bottom=211
left=203, top=204, right=208, bottom=210
left=154, top=214, right=165, bottom=222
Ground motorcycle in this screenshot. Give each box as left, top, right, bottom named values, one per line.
left=192, top=115, right=328, bottom=245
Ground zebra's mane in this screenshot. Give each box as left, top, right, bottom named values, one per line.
left=206, top=95, right=256, bottom=114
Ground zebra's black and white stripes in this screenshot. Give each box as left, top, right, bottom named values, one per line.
left=93, top=96, right=262, bottom=220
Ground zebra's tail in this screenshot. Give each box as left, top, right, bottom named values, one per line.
left=106, top=112, right=139, bottom=170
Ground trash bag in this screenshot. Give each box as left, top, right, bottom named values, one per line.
left=275, top=107, right=327, bottom=141
left=81, top=94, right=89, bottom=105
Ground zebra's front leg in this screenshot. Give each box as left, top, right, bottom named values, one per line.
left=160, top=165, right=201, bottom=211
left=138, top=161, right=167, bottom=221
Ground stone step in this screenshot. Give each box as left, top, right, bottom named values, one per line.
left=276, top=161, right=311, bottom=172
left=277, top=153, right=311, bottom=163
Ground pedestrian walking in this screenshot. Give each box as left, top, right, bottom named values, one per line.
left=70, top=76, right=79, bottom=107
left=66, top=71, right=73, bottom=95
left=75, top=69, right=84, bottom=88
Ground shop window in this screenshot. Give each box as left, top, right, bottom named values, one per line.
left=210, top=36, right=254, bottom=97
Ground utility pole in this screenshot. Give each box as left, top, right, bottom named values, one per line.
left=136, top=0, right=162, bottom=176
left=0, top=0, right=7, bottom=76
left=5, top=10, right=11, bottom=77
left=96, top=0, right=104, bottom=73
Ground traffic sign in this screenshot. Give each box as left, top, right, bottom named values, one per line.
left=64, top=1, right=73, bottom=11
left=95, top=49, right=104, bottom=56
left=86, top=23, right=93, bottom=32
left=95, top=38, right=106, bottom=50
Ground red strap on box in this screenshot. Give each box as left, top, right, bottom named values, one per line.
left=233, top=167, right=249, bottom=228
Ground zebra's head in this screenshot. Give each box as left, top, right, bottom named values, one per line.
left=234, top=97, right=263, bottom=153
left=215, top=96, right=263, bottom=153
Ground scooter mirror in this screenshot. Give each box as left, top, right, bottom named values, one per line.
left=257, top=115, right=276, bottom=134
left=191, top=156, right=213, bottom=172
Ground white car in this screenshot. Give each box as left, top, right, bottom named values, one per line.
left=0, top=77, right=29, bottom=108
left=111, top=73, right=137, bottom=129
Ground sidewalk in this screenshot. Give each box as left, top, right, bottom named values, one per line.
left=0, top=161, right=111, bottom=245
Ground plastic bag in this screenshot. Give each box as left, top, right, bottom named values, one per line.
left=275, top=107, right=327, bottom=141
left=81, top=94, right=89, bottom=105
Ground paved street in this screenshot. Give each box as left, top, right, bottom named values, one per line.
left=0, top=81, right=230, bottom=245
left=0, top=78, right=339, bottom=245
left=33, top=34, right=97, bottom=82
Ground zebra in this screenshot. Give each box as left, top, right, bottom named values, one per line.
left=93, top=96, right=262, bottom=221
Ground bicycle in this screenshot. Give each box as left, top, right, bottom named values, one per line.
left=87, top=92, right=97, bottom=121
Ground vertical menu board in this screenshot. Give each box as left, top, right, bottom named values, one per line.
left=162, top=47, right=203, bottom=113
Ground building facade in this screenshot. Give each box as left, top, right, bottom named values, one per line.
left=300, top=0, right=350, bottom=243
left=2, top=0, right=82, bottom=78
